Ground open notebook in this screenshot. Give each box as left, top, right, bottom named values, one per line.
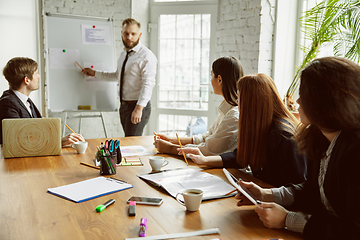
left=138, top=168, right=236, bottom=201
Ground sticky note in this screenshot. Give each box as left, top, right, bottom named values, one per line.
left=131, top=162, right=142, bottom=166
left=120, top=162, right=132, bottom=166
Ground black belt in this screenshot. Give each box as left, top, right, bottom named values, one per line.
left=121, top=100, right=137, bottom=105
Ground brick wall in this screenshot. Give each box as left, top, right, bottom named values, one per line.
left=216, top=0, right=275, bottom=76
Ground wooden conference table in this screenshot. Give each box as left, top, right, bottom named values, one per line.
left=0, top=136, right=304, bottom=240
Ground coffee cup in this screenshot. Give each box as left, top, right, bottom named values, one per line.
left=72, top=141, right=88, bottom=154
left=149, top=156, right=169, bottom=171
left=176, top=189, right=203, bottom=211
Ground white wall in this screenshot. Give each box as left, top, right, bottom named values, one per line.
left=132, top=0, right=150, bottom=47
left=0, top=0, right=40, bottom=106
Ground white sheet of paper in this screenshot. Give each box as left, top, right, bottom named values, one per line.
left=120, top=145, right=154, bottom=157
left=49, top=48, right=80, bottom=69
left=82, top=24, right=110, bottom=45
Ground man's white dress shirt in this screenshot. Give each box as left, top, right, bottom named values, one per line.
left=95, top=42, right=157, bottom=107
left=12, top=90, right=32, bottom=117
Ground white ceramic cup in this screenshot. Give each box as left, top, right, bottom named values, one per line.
left=72, top=141, right=88, bottom=154
left=176, top=189, right=203, bottom=211
left=149, top=156, right=169, bottom=171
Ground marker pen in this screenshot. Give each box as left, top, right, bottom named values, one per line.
left=128, top=201, right=136, bottom=216
left=96, top=199, right=115, bottom=212
left=139, top=218, right=147, bottom=237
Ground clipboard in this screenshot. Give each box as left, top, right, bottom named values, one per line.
left=223, top=168, right=258, bottom=206
left=47, top=177, right=133, bottom=203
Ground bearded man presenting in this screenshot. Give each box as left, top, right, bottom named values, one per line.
left=82, top=18, right=157, bottom=136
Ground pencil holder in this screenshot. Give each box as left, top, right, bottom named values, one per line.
left=98, top=152, right=117, bottom=175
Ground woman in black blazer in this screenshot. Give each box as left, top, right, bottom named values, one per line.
left=236, top=57, right=360, bottom=240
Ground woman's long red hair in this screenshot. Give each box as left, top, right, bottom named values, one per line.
left=237, top=74, right=299, bottom=171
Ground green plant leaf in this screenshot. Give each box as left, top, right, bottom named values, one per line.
left=286, top=0, right=360, bottom=99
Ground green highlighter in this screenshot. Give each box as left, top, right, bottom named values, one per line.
left=96, top=199, right=115, bottom=212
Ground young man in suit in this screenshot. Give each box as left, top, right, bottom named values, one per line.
left=0, top=57, right=84, bottom=145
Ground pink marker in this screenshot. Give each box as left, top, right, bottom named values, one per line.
left=139, top=218, right=147, bottom=237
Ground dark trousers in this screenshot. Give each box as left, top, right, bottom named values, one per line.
left=120, top=101, right=151, bottom=137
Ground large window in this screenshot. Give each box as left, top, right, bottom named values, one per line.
left=149, top=1, right=217, bottom=137
left=158, top=14, right=210, bottom=110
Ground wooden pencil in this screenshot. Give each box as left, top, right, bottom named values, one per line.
left=80, top=162, right=100, bottom=170
left=225, top=189, right=237, bottom=196
left=65, top=124, right=75, bottom=133
left=75, top=61, right=84, bottom=70
left=176, top=133, right=188, bottom=166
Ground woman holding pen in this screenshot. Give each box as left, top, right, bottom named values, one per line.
left=234, top=57, right=360, bottom=239
left=153, top=56, right=244, bottom=156
left=179, top=73, right=307, bottom=187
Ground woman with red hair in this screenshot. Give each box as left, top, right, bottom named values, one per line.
left=236, top=57, right=360, bottom=239
left=180, top=73, right=307, bottom=187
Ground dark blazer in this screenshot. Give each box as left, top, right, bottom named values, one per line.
left=0, top=89, right=42, bottom=144
left=289, top=130, right=360, bottom=240
left=221, top=120, right=307, bottom=187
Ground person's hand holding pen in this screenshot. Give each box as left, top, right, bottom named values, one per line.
left=177, top=147, right=224, bottom=167
left=154, top=137, right=178, bottom=154
left=61, top=133, right=85, bottom=147
left=82, top=68, right=95, bottom=77
left=75, top=62, right=95, bottom=77
left=61, top=124, right=85, bottom=147
left=153, top=131, right=177, bottom=144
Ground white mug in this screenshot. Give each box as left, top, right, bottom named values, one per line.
left=72, top=141, right=88, bottom=154
left=149, top=156, right=169, bottom=171
left=176, top=189, right=203, bottom=211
